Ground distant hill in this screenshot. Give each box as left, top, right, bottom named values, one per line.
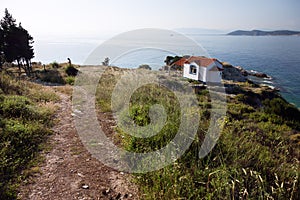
left=228, top=30, right=300, bottom=36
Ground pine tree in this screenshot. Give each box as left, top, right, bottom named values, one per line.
left=0, top=8, right=16, bottom=31
left=0, top=28, right=4, bottom=68
left=0, top=8, right=18, bottom=63
left=0, top=9, right=35, bottom=75
left=17, top=23, right=34, bottom=74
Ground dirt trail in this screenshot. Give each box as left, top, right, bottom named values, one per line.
left=18, top=86, right=138, bottom=200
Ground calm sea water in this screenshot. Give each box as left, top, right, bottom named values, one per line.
left=193, top=35, right=300, bottom=107
left=33, top=35, right=300, bottom=107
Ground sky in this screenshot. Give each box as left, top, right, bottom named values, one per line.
left=0, top=0, right=300, bottom=38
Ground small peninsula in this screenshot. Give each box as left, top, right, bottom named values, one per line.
left=228, top=29, right=300, bottom=36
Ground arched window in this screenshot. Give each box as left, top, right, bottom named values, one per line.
left=189, top=65, right=197, bottom=75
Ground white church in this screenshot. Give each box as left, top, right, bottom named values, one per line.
left=172, top=56, right=223, bottom=83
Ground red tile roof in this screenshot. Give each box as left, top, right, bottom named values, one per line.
left=185, top=56, right=219, bottom=67
left=171, top=56, right=222, bottom=68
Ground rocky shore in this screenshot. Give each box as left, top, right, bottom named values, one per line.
left=222, top=62, right=271, bottom=82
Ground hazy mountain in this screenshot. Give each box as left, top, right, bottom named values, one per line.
left=228, top=30, right=300, bottom=36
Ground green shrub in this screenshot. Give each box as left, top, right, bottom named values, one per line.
left=65, top=65, right=78, bottom=76
left=263, top=98, right=300, bottom=129
left=50, top=61, right=60, bottom=68
left=28, top=88, right=59, bottom=102
left=129, top=104, right=151, bottom=126
left=0, top=75, right=56, bottom=199
left=0, top=119, right=51, bottom=199
left=0, top=72, right=25, bottom=95
left=0, top=95, right=33, bottom=119
left=198, top=89, right=209, bottom=96
left=65, top=76, right=75, bottom=85
left=37, top=69, right=65, bottom=84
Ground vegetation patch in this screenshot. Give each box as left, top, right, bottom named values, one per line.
left=95, top=67, right=299, bottom=199
left=65, top=65, right=79, bottom=76
left=0, top=73, right=57, bottom=199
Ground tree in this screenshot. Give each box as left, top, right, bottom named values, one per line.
left=164, top=55, right=182, bottom=66
left=16, top=23, right=35, bottom=74
left=0, top=8, right=16, bottom=31
left=0, top=9, right=18, bottom=63
left=0, top=28, right=4, bottom=68
left=0, top=9, right=34, bottom=75
left=164, top=56, right=175, bottom=66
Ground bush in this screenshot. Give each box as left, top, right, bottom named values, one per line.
left=65, top=65, right=78, bottom=76
left=138, top=64, right=151, bottom=70
left=129, top=104, right=151, bottom=126
left=51, top=61, right=60, bottom=68
left=28, top=87, right=59, bottom=102
left=0, top=75, right=56, bottom=199
left=0, top=119, right=51, bottom=199
left=65, top=76, right=75, bottom=85
left=198, top=89, right=209, bottom=96
left=0, top=72, right=25, bottom=95
left=37, top=70, right=65, bottom=84
left=0, top=95, right=33, bottom=118
left=263, top=98, right=300, bottom=122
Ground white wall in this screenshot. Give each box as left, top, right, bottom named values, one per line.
left=199, top=67, right=206, bottom=82
left=206, top=62, right=222, bottom=83
left=183, top=63, right=199, bottom=80
left=183, top=62, right=221, bottom=83
left=207, top=71, right=222, bottom=83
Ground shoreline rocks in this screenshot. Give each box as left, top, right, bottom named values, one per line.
left=222, top=63, right=272, bottom=82
left=235, top=66, right=271, bottom=79
left=222, top=63, right=247, bottom=82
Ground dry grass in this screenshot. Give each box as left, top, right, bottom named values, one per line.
left=52, top=85, right=74, bottom=96
left=93, top=67, right=300, bottom=199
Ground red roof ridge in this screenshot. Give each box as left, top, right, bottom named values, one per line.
left=170, top=56, right=222, bottom=68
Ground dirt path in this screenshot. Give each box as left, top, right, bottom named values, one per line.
left=18, top=86, right=138, bottom=200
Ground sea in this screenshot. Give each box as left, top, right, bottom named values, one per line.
left=33, top=34, right=300, bottom=107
